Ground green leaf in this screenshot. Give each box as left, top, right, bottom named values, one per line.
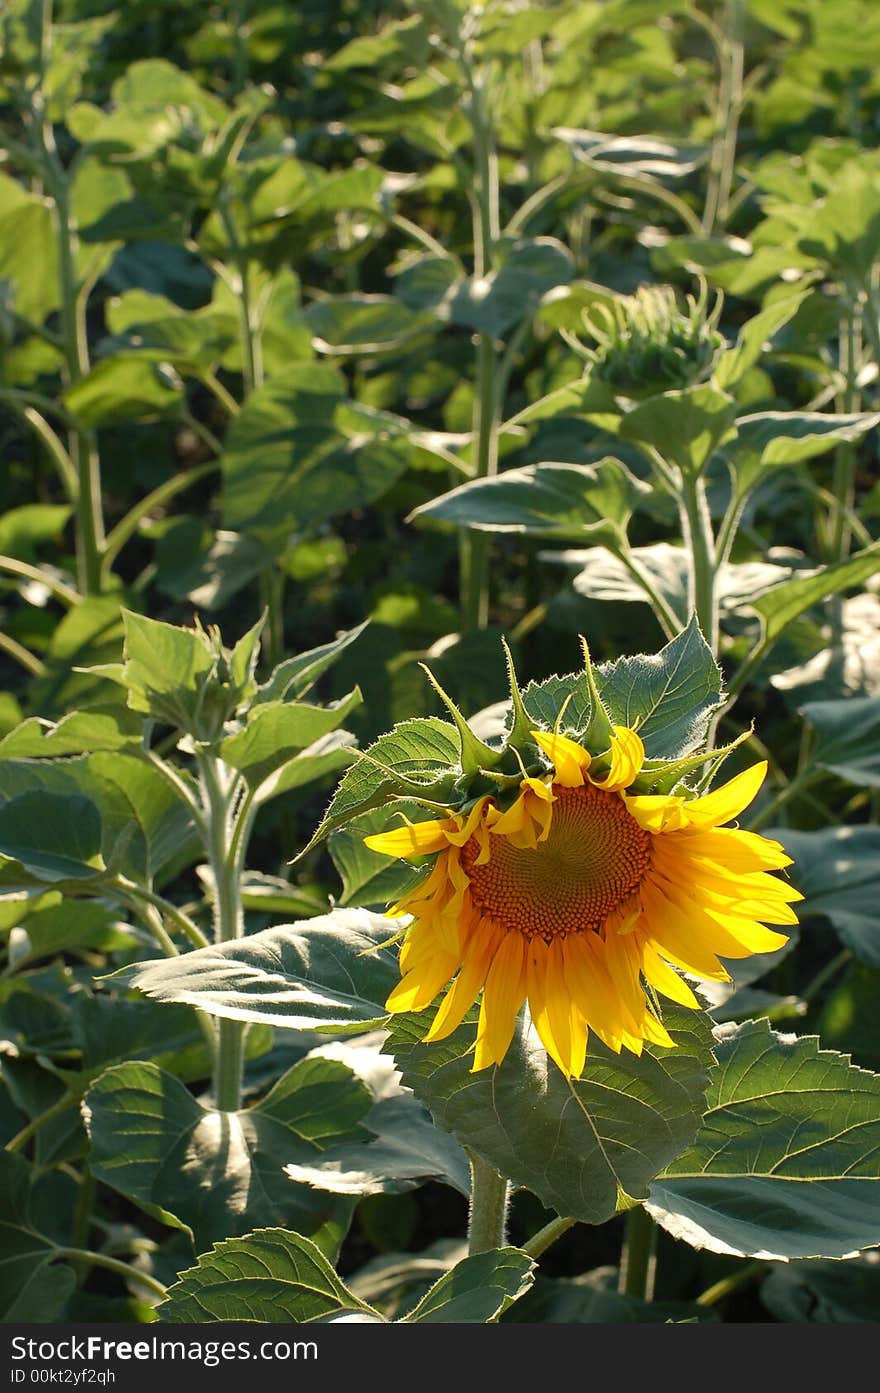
left=284, top=1092, right=470, bottom=1197
left=253, top=621, right=368, bottom=706
left=0, top=504, right=71, bottom=559
left=0, top=196, right=60, bottom=326
left=775, top=826, right=880, bottom=968
left=397, top=238, right=573, bottom=338
left=305, top=717, right=460, bottom=848
left=725, top=411, right=880, bottom=501
left=0, top=1153, right=74, bottom=1321
left=304, top=295, right=435, bottom=353
left=328, top=807, right=426, bottom=910
left=251, top=731, right=357, bottom=806
left=84, top=1053, right=368, bottom=1253
left=596, top=614, right=723, bottom=759
left=387, top=1004, right=714, bottom=1226
left=559, top=542, right=689, bottom=627
left=219, top=689, right=362, bottom=789
left=555, top=127, right=706, bottom=179
left=748, top=544, right=880, bottom=647
left=121, top=610, right=215, bottom=729
left=619, top=383, right=737, bottom=476
left=401, top=1248, right=534, bottom=1322
left=31, top=595, right=126, bottom=717
left=801, top=695, right=880, bottom=787
left=713, top=292, right=807, bottom=391
left=504, top=1267, right=713, bottom=1323
left=648, top=1019, right=880, bottom=1259
left=762, top=1256, right=880, bottom=1322
left=221, top=369, right=412, bottom=551
left=0, top=753, right=198, bottom=890
left=12, top=900, right=134, bottom=967
left=0, top=792, right=104, bottom=882
left=409, top=459, right=647, bottom=549
left=122, top=909, right=400, bottom=1033
left=0, top=708, right=140, bottom=759
left=64, top=356, right=183, bottom=426
left=158, top=1229, right=378, bottom=1323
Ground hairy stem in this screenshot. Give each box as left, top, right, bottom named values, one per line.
left=618, top=1205, right=657, bottom=1301
left=679, top=474, right=718, bottom=654
left=198, top=754, right=246, bottom=1111
left=54, top=1248, right=168, bottom=1302
left=467, top=1151, right=509, bottom=1255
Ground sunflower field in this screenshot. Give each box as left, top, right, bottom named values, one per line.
left=1, top=0, right=880, bottom=1335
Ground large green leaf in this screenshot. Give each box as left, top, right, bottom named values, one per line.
left=221, top=368, right=412, bottom=550
left=158, top=1229, right=378, bottom=1323
left=409, top=459, right=647, bottom=550
left=595, top=614, right=722, bottom=759
left=303, top=294, right=435, bottom=352
left=252, top=621, right=368, bottom=706
left=713, top=292, right=807, bottom=391
left=0, top=194, right=60, bottom=326
left=387, top=1004, right=714, bottom=1225
left=284, top=1093, right=470, bottom=1197
left=0, top=1153, right=74, bottom=1321
left=328, top=807, right=427, bottom=910
left=120, top=610, right=216, bottom=729
left=84, top=1053, right=368, bottom=1255
left=619, top=384, right=737, bottom=476
left=64, top=356, right=183, bottom=426
left=724, top=411, right=880, bottom=500
left=305, top=717, right=460, bottom=848
left=749, top=544, right=880, bottom=647
left=400, top=1249, right=534, bottom=1322
left=775, top=826, right=880, bottom=968
left=0, top=752, right=197, bottom=891
left=762, top=1256, right=880, bottom=1322
left=396, top=238, right=573, bottom=338
left=219, top=690, right=361, bottom=789
left=0, top=708, right=140, bottom=759
left=0, top=792, right=104, bottom=883
left=801, top=696, right=880, bottom=787
left=122, top=910, right=400, bottom=1033
left=504, top=1267, right=712, bottom=1323
left=648, top=1019, right=880, bottom=1259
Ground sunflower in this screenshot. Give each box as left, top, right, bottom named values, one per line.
left=365, top=724, right=800, bottom=1078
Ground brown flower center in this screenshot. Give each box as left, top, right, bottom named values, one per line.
left=461, top=782, right=651, bottom=942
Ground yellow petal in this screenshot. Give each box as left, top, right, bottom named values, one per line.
left=531, top=729, right=591, bottom=788
left=625, top=793, right=687, bottom=833
left=680, top=761, right=768, bottom=828
left=443, top=796, right=492, bottom=846
left=472, top=932, right=527, bottom=1070
left=639, top=1010, right=675, bottom=1050
left=640, top=940, right=701, bottom=1009
left=590, top=725, right=645, bottom=792
left=674, top=826, right=793, bottom=873
left=527, top=938, right=578, bottom=1077
left=639, top=881, right=731, bottom=982
left=386, top=951, right=459, bottom=1012
left=424, top=922, right=503, bottom=1042
left=365, top=818, right=450, bottom=858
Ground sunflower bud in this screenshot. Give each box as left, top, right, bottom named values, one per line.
left=583, top=285, right=724, bottom=400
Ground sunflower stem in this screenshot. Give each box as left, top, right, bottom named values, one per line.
left=679, top=473, right=718, bottom=655
left=696, top=1259, right=764, bottom=1308
left=198, top=753, right=246, bottom=1112
left=522, top=1215, right=576, bottom=1260
left=467, top=1151, right=509, bottom=1254
left=460, top=56, right=501, bottom=632
left=618, top=1205, right=657, bottom=1301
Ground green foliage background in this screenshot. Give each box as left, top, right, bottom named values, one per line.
left=1, top=0, right=880, bottom=1326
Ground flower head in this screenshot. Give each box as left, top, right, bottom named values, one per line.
left=582, top=284, right=724, bottom=399
left=366, top=718, right=799, bottom=1079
